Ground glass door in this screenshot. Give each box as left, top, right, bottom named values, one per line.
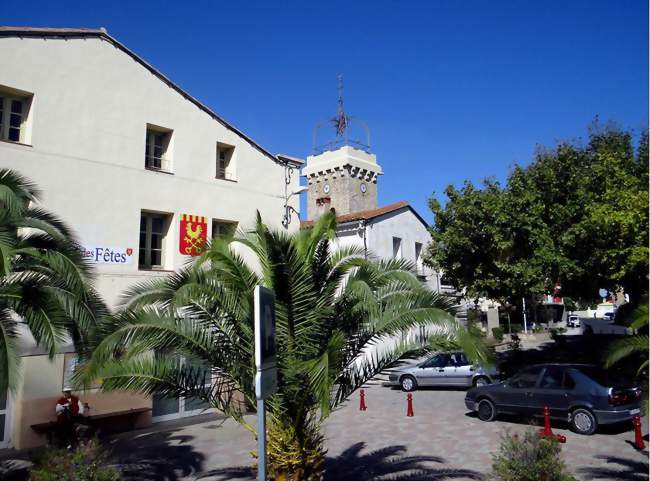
left=151, top=358, right=214, bottom=422
left=0, top=389, right=11, bottom=448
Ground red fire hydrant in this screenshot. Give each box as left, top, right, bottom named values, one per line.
left=539, top=406, right=566, bottom=443
left=633, top=415, right=645, bottom=450
left=406, top=393, right=414, bottom=417
left=359, top=389, right=367, bottom=411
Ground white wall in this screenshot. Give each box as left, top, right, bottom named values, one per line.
left=0, top=35, right=299, bottom=308
left=365, top=208, right=441, bottom=292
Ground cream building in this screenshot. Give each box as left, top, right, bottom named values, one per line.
left=0, top=26, right=301, bottom=449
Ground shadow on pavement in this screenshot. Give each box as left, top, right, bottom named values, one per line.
left=109, top=430, right=205, bottom=481
left=577, top=455, right=649, bottom=481
left=196, top=442, right=485, bottom=481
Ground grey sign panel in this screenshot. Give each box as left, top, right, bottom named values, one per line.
left=254, top=285, right=277, bottom=400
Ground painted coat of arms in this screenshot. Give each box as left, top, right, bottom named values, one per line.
left=179, top=214, right=207, bottom=256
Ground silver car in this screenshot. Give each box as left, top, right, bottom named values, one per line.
left=387, top=351, right=498, bottom=391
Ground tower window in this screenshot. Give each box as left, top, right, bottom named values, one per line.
left=216, top=143, right=235, bottom=180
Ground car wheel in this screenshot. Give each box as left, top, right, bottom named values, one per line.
left=570, top=408, right=597, bottom=435
left=473, top=376, right=491, bottom=387
left=400, top=375, right=417, bottom=392
left=477, top=398, right=497, bottom=422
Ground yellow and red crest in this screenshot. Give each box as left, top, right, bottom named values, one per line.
left=179, top=214, right=207, bottom=256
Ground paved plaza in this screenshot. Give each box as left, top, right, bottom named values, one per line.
left=105, top=382, right=649, bottom=480
left=2, top=375, right=648, bottom=480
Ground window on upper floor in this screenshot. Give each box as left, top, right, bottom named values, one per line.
left=212, top=219, right=238, bottom=240
left=216, top=142, right=235, bottom=181
left=145, top=125, right=173, bottom=172
left=392, top=237, right=402, bottom=259
left=415, top=242, right=423, bottom=270
left=139, top=211, right=171, bottom=269
left=0, top=86, right=33, bottom=144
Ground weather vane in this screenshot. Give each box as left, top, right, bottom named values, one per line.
left=332, top=75, right=349, bottom=137
left=312, top=75, right=371, bottom=154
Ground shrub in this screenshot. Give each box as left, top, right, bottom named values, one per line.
left=490, top=429, right=578, bottom=481
left=508, top=333, right=521, bottom=351
left=30, top=439, right=120, bottom=481
left=510, top=325, right=523, bottom=334
left=550, top=327, right=567, bottom=341
left=492, top=327, right=505, bottom=342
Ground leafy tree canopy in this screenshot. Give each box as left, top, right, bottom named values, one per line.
left=426, top=121, right=648, bottom=308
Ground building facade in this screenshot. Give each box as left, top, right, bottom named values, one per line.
left=301, top=146, right=455, bottom=295
left=0, top=27, right=301, bottom=449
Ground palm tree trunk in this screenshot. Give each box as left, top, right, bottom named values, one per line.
left=257, top=414, right=326, bottom=481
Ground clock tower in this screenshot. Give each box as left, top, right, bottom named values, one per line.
left=303, top=77, right=382, bottom=220
left=303, top=146, right=381, bottom=219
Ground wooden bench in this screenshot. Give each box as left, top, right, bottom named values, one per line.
left=31, top=407, right=151, bottom=444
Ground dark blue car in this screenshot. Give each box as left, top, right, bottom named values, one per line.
left=464, top=363, right=642, bottom=435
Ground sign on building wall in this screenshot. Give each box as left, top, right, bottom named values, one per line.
left=179, top=214, right=207, bottom=256
left=81, top=246, right=134, bottom=265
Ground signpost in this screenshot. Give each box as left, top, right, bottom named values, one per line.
left=254, top=286, right=277, bottom=481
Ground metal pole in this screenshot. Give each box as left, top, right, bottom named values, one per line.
left=522, top=297, right=528, bottom=335
left=257, top=398, right=266, bottom=481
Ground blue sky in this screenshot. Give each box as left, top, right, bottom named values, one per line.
left=3, top=1, right=648, bottom=221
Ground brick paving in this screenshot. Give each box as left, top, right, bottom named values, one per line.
left=2, top=377, right=648, bottom=480
left=108, top=380, right=648, bottom=480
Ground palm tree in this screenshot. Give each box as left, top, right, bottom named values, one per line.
left=605, top=299, right=649, bottom=412
left=0, top=169, right=107, bottom=391
left=79, top=212, right=483, bottom=480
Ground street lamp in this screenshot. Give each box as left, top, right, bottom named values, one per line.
left=282, top=185, right=308, bottom=228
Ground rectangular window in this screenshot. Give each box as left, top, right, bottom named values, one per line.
left=145, top=125, right=173, bottom=172
left=139, top=212, right=169, bottom=269
left=0, top=86, right=32, bottom=144
left=392, top=237, right=402, bottom=259
left=414, top=242, right=424, bottom=276
left=216, top=143, right=235, bottom=180
left=212, top=219, right=238, bottom=240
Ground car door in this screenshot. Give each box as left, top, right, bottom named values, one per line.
left=531, top=366, right=573, bottom=419
left=498, top=366, right=544, bottom=415
left=448, top=352, right=473, bottom=386
left=416, top=354, right=450, bottom=386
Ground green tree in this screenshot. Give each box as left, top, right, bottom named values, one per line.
left=79, top=212, right=481, bottom=480
left=605, top=298, right=649, bottom=412
left=426, top=122, right=649, bottom=313
left=0, top=169, right=106, bottom=391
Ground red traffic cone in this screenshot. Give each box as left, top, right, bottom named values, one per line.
left=359, top=389, right=367, bottom=411
left=406, top=393, right=414, bottom=417
left=540, top=406, right=553, bottom=437
left=633, top=415, right=645, bottom=450
left=538, top=406, right=566, bottom=443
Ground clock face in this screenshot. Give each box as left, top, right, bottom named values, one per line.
left=360, top=183, right=367, bottom=194
left=323, top=183, right=331, bottom=194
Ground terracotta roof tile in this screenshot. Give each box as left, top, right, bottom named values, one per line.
left=300, top=201, right=410, bottom=227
